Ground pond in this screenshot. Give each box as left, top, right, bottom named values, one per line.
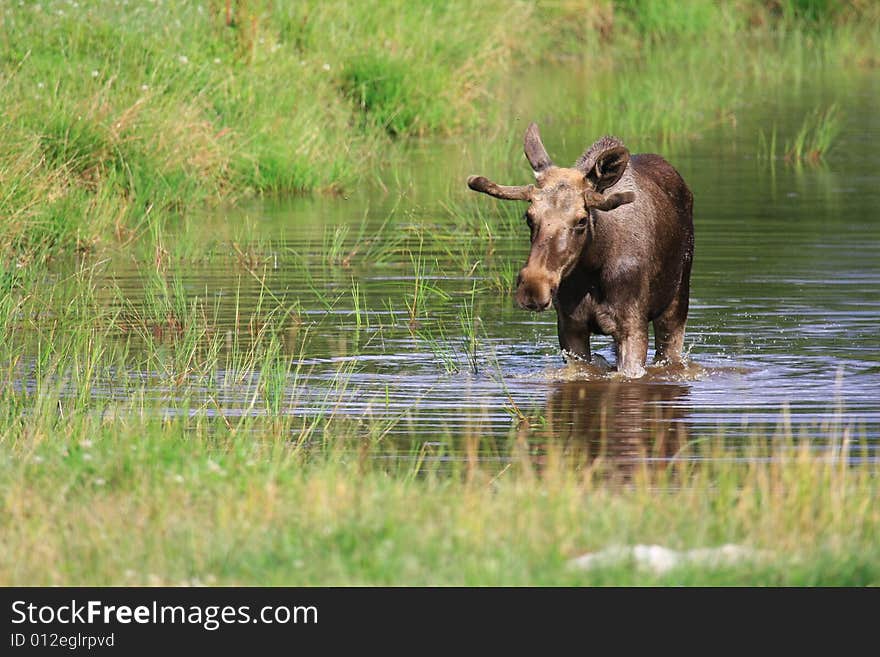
left=65, top=63, right=880, bottom=469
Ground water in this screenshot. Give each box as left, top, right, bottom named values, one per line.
left=65, top=66, right=880, bottom=464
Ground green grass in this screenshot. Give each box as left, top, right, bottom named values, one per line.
left=2, top=409, right=877, bottom=585
left=756, top=105, right=842, bottom=164
left=785, top=105, right=842, bottom=163
left=0, top=0, right=550, bottom=262
left=2, top=1, right=878, bottom=266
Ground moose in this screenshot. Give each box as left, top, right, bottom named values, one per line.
left=467, top=123, right=694, bottom=378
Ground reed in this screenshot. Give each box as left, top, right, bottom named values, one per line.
left=785, top=105, right=842, bottom=164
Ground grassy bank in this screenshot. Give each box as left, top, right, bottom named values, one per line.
left=3, top=409, right=877, bottom=586
left=2, top=1, right=879, bottom=265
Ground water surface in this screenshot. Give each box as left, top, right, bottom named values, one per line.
left=61, top=65, right=880, bottom=467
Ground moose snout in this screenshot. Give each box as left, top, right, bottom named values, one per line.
left=515, top=267, right=557, bottom=312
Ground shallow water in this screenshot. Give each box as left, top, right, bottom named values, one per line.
left=61, top=65, right=880, bottom=466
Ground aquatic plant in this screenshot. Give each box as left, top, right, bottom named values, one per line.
left=785, top=105, right=842, bottom=163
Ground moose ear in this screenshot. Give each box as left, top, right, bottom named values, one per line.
left=594, top=191, right=635, bottom=211
left=584, top=189, right=635, bottom=212
left=586, top=146, right=629, bottom=192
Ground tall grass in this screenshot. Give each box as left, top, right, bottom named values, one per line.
left=785, top=105, right=842, bottom=163
left=0, top=0, right=540, bottom=263
left=756, top=105, right=841, bottom=164
left=1, top=402, right=876, bottom=585
left=2, top=1, right=878, bottom=265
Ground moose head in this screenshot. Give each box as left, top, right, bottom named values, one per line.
left=468, top=123, right=635, bottom=312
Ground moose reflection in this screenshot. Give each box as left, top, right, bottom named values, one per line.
left=518, top=377, right=690, bottom=479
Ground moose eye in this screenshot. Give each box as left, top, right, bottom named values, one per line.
left=574, top=216, right=589, bottom=230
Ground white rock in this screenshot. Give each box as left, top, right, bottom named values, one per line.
left=569, top=544, right=769, bottom=574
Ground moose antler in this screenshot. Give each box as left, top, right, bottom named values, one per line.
left=524, top=122, right=553, bottom=173
left=465, top=122, right=554, bottom=200
left=467, top=176, right=533, bottom=201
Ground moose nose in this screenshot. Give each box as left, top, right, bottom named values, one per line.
left=516, top=284, right=551, bottom=311
left=515, top=266, right=554, bottom=312
left=521, top=298, right=551, bottom=312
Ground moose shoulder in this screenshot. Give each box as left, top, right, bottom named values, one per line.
left=467, top=123, right=694, bottom=378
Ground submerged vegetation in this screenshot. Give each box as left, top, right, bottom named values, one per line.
left=784, top=105, right=843, bottom=163
left=757, top=105, right=842, bottom=164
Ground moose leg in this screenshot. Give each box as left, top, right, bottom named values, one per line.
left=615, top=326, right=649, bottom=378
left=653, top=271, right=690, bottom=364
left=557, top=314, right=590, bottom=363
left=653, top=313, right=686, bottom=364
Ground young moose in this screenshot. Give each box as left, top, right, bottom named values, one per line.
left=467, top=123, right=694, bottom=378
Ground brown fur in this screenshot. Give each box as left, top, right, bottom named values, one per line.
left=468, top=123, right=694, bottom=377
